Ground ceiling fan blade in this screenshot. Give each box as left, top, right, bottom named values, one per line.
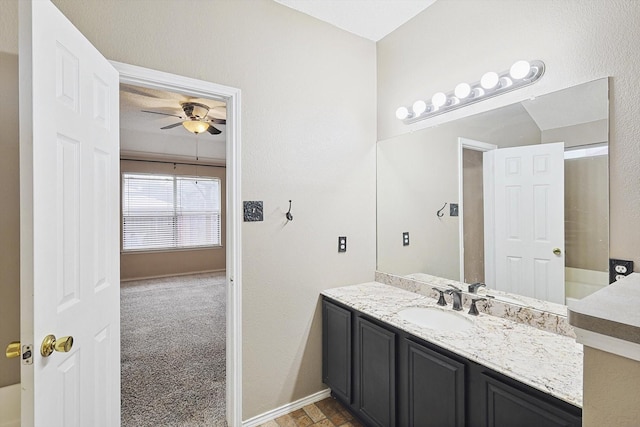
left=210, top=118, right=226, bottom=125
left=161, top=122, right=184, bottom=130
left=206, top=125, right=222, bottom=135
left=142, top=110, right=184, bottom=119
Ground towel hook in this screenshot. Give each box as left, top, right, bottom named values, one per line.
left=437, top=202, right=448, bottom=218
left=286, top=200, right=293, bottom=221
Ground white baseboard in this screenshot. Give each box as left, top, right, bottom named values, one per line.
left=242, top=388, right=332, bottom=427
left=120, top=269, right=226, bottom=282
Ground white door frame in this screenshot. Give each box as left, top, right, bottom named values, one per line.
left=457, top=137, right=497, bottom=283
left=112, top=61, right=243, bottom=427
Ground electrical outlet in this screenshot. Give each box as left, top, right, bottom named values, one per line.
left=450, top=203, right=459, bottom=217
left=609, top=258, right=633, bottom=284
left=403, top=232, right=410, bottom=246
left=338, top=236, right=347, bottom=253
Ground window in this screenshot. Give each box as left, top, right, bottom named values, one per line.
left=122, top=173, right=221, bottom=251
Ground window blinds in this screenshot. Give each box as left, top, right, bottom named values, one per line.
left=122, top=173, right=221, bottom=251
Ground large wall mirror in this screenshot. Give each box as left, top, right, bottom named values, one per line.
left=377, top=78, right=609, bottom=308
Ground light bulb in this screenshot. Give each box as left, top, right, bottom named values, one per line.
left=395, top=106, right=409, bottom=120
left=454, top=83, right=471, bottom=99
left=413, top=100, right=427, bottom=116
left=510, top=60, right=531, bottom=79
left=431, top=92, right=447, bottom=108
left=481, top=72, right=499, bottom=89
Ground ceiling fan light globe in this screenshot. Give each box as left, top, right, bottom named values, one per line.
left=182, top=120, right=210, bottom=134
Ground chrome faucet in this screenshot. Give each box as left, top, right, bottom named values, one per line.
left=445, top=285, right=463, bottom=311
left=468, top=282, right=486, bottom=294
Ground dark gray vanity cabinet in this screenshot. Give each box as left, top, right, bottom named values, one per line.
left=399, top=338, right=466, bottom=427
left=480, top=374, right=581, bottom=427
left=322, top=299, right=352, bottom=403
left=321, top=296, right=581, bottom=427
left=354, top=316, right=396, bottom=427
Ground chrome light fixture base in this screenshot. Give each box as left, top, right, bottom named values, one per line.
left=397, top=60, right=545, bottom=124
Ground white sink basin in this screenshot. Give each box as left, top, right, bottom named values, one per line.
left=398, top=307, right=474, bottom=332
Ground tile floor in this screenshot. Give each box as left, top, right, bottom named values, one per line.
left=257, top=397, right=364, bottom=427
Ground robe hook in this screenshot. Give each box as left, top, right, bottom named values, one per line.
left=286, top=200, right=293, bottom=221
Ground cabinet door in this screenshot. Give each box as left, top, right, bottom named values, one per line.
left=482, top=375, right=581, bottom=427
left=401, top=339, right=466, bottom=427
left=322, top=299, right=352, bottom=403
left=355, top=316, right=396, bottom=427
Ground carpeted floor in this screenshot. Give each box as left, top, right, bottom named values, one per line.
left=121, top=272, right=227, bottom=427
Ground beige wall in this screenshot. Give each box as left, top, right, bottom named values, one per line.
left=0, top=52, right=20, bottom=388
left=583, top=347, right=640, bottom=426
left=120, top=160, right=226, bottom=281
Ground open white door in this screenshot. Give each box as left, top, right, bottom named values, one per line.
left=19, top=1, right=120, bottom=426
left=484, top=142, right=565, bottom=303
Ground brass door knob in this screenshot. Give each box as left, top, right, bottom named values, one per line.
left=5, top=342, right=20, bottom=359
left=553, top=248, right=562, bottom=256
left=40, top=334, right=74, bottom=357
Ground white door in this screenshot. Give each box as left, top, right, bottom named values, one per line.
left=19, top=1, right=120, bottom=426
left=484, top=142, right=565, bottom=303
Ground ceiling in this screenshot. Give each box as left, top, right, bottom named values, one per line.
left=273, top=0, right=437, bottom=41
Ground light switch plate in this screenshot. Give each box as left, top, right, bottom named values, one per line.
left=338, top=236, right=347, bottom=253
left=403, top=232, right=410, bottom=246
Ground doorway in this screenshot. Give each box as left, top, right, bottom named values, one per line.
left=118, top=82, right=229, bottom=425
left=457, top=137, right=497, bottom=284
left=112, top=61, right=243, bottom=427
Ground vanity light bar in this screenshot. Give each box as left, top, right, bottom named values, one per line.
left=396, top=60, right=545, bottom=124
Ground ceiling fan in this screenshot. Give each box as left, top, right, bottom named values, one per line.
left=142, top=102, right=226, bottom=135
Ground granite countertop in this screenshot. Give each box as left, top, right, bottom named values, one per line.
left=322, top=282, right=583, bottom=408
left=568, top=273, right=640, bottom=344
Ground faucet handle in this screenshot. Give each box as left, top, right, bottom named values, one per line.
left=468, top=282, right=486, bottom=293
left=468, top=297, right=487, bottom=316
left=432, top=288, right=447, bottom=306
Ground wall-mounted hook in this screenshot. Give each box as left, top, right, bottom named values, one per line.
left=437, top=202, right=448, bottom=218
left=286, top=200, right=293, bottom=221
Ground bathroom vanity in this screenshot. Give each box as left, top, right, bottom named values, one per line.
left=321, top=282, right=582, bottom=427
